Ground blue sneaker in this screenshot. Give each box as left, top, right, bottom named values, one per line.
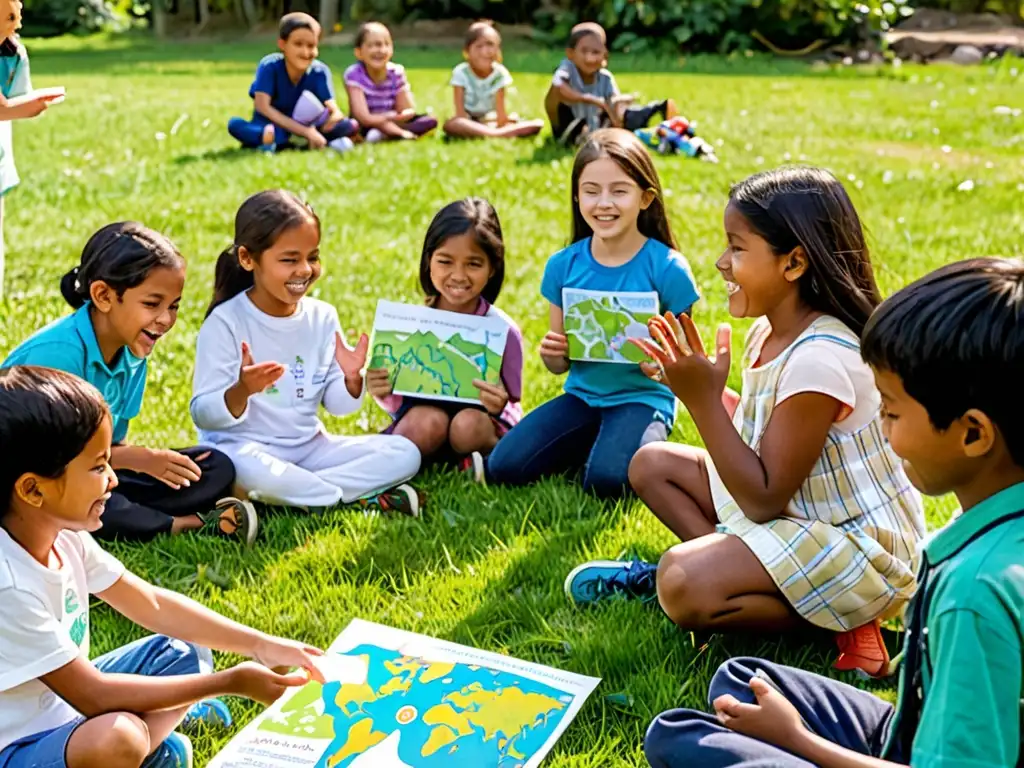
left=144, top=732, right=193, bottom=768
left=564, top=559, right=658, bottom=606
left=182, top=697, right=233, bottom=729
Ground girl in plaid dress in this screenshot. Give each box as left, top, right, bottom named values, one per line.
left=565, top=167, right=925, bottom=677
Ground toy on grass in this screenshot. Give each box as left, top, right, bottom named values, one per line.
left=635, top=116, right=719, bottom=164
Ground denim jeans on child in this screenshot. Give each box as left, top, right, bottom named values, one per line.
left=227, top=116, right=358, bottom=149
left=644, top=656, right=905, bottom=767
left=0, top=635, right=212, bottom=768
left=486, top=392, right=669, bottom=497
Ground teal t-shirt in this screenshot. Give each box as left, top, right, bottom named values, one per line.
left=540, top=237, right=700, bottom=423
left=885, top=481, right=1024, bottom=767
left=2, top=304, right=147, bottom=443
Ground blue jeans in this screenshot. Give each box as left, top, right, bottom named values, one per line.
left=644, top=657, right=903, bottom=767
left=486, top=393, right=669, bottom=498
left=0, top=635, right=212, bottom=768
left=227, top=116, right=358, bottom=148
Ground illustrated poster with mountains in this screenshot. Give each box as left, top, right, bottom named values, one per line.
left=369, top=300, right=508, bottom=405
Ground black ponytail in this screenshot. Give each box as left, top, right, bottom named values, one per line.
left=206, top=190, right=320, bottom=319
left=61, top=222, right=184, bottom=310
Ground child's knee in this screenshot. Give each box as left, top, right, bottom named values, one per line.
left=643, top=709, right=709, bottom=767
left=389, top=435, right=423, bottom=476
left=707, top=657, right=761, bottom=705
left=70, top=713, right=150, bottom=768
left=197, top=447, right=236, bottom=488
left=448, top=409, right=493, bottom=452
left=400, top=408, right=450, bottom=452
left=628, top=441, right=667, bottom=492
left=656, top=548, right=709, bottom=628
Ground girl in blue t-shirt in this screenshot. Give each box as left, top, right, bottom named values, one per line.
left=2, top=222, right=255, bottom=545
left=487, top=128, right=700, bottom=497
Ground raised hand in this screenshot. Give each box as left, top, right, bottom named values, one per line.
left=238, top=341, right=286, bottom=397
left=472, top=380, right=509, bottom=415
left=334, top=332, right=369, bottom=379
left=630, top=312, right=731, bottom=411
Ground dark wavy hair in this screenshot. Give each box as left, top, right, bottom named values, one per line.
left=206, top=190, right=320, bottom=318
left=420, top=198, right=505, bottom=306
left=0, top=366, right=110, bottom=513
left=59, top=222, right=184, bottom=310
left=570, top=128, right=678, bottom=250
left=862, top=258, right=1024, bottom=467
left=728, top=166, right=881, bottom=337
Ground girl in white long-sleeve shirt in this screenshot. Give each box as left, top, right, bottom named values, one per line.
left=190, top=189, right=422, bottom=515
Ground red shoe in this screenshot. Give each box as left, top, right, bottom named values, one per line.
left=834, top=620, right=891, bottom=678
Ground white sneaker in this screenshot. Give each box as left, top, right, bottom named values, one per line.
left=328, top=137, right=355, bottom=153
left=365, top=128, right=384, bottom=144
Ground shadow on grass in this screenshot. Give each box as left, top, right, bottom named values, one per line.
left=172, top=146, right=260, bottom=165
left=517, top=140, right=576, bottom=166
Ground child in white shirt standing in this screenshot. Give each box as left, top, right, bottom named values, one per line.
left=442, top=20, right=543, bottom=140
left=0, top=366, right=319, bottom=768
left=191, top=190, right=422, bottom=516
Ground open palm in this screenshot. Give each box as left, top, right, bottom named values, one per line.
left=334, top=331, right=369, bottom=378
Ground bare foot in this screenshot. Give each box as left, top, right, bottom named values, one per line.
left=170, top=514, right=204, bottom=535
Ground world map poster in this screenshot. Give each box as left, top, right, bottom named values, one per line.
left=369, top=300, right=509, bottom=405
left=562, top=288, right=659, bottom=364
left=209, top=619, right=602, bottom=768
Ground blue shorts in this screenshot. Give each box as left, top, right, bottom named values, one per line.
left=0, top=635, right=212, bottom=768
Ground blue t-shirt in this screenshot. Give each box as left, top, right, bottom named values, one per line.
left=541, top=237, right=700, bottom=422
left=249, top=53, right=335, bottom=121
left=2, top=304, right=147, bottom=443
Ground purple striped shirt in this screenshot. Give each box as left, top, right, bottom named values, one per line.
left=343, top=62, right=410, bottom=114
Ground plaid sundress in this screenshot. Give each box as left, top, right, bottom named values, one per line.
left=707, top=315, right=926, bottom=631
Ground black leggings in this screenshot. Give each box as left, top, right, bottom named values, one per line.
left=95, top=446, right=236, bottom=541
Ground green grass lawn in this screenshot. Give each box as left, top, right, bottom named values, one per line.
left=1, top=34, right=1022, bottom=766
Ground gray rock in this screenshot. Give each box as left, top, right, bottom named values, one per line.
left=951, top=44, right=984, bottom=64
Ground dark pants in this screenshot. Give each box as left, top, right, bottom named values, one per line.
left=550, top=100, right=669, bottom=137
left=644, top=657, right=903, bottom=767
left=485, top=393, right=668, bottom=498
left=227, top=116, right=359, bottom=149
left=96, top=446, right=236, bottom=542
left=361, top=114, right=438, bottom=138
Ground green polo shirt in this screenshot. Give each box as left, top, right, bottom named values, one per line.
left=887, top=481, right=1024, bottom=767
left=2, top=304, right=147, bottom=443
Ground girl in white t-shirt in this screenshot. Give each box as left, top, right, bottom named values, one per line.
left=442, top=21, right=543, bottom=140
left=565, top=167, right=926, bottom=677
left=0, top=366, right=319, bottom=768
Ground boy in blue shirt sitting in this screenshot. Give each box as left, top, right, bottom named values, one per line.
left=644, top=257, right=1024, bottom=768
left=228, top=12, right=358, bottom=153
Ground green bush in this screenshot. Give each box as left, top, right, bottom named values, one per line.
left=22, top=0, right=127, bottom=35
left=535, top=0, right=914, bottom=54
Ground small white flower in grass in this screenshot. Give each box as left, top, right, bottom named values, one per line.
left=1017, top=183, right=1024, bottom=192
left=155, top=132, right=166, bottom=141
left=968, top=87, right=977, bottom=95
left=897, top=216, right=905, bottom=224
left=855, top=179, right=864, bottom=189
left=61, top=149, right=70, bottom=157
left=957, top=179, right=975, bottom=192
left=783, top=152, right=791, bottom=161
left=202, top=118, right=210, bottom=128
left=755, top=156, right=764, bottom=165
left=985, top=161, right=994, bottom=169
left=932, top=127, right=940, bottom=135
left=932, top=162, right=941, bottom=170
left=744, top=143, right=753, bottom=151
left=941, top=145, right=952, bottom=153
left=740, top=109, right=748, bottom=117
left=882, top=170, right=894, bottom=184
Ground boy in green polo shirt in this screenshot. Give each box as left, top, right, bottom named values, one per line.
left=644, top=257, right=1024, bottom=768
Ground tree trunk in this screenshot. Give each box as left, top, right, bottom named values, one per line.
left=319, top=0, right=337, bottom=35
left=152, top=0, right=167, bottom=37
left=195, top=0, right=210, bottom=32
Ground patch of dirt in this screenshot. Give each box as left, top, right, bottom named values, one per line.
left=887, top=9, right=1024, bottom=60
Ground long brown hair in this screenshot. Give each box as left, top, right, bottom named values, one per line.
left=569, top=128, right=678, bottom=250
left=729, top=166, right=881, bottom=336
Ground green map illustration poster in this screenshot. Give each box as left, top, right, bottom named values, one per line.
left=562, top=289, right=658, bottom=364
left=208, top=619, right=602, bottom=768
left=369, top=301, right=509, bottom=405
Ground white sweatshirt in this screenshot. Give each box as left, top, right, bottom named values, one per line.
left=190, top=293, right=363, bottom=448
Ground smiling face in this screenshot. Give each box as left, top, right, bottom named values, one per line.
left=429, top=232, right=493, bottom=313
left=577, top=155, right=653, bottom=243
left=466, top=27, right=500, bottom=76
left=278, top=25, right=320, bottom=74
left=716, top=202, right=800, bottom=319
left=242, top=218, right=322, bottom=318
left=0, top=0, right=21, bottom=40
left=92, top=266, right=185, bottom=359
left=37, top=416, right=117, bottom=534
left=568, top=33, right=606, bottom=77
left=355, top=24, right=394, bottom=73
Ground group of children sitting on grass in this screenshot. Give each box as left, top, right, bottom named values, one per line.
left=2, top=119, right=1022, bottom=768
left=227, top=13, right=678, bottom=152
left=0, top=10, right=1021, bottom=766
